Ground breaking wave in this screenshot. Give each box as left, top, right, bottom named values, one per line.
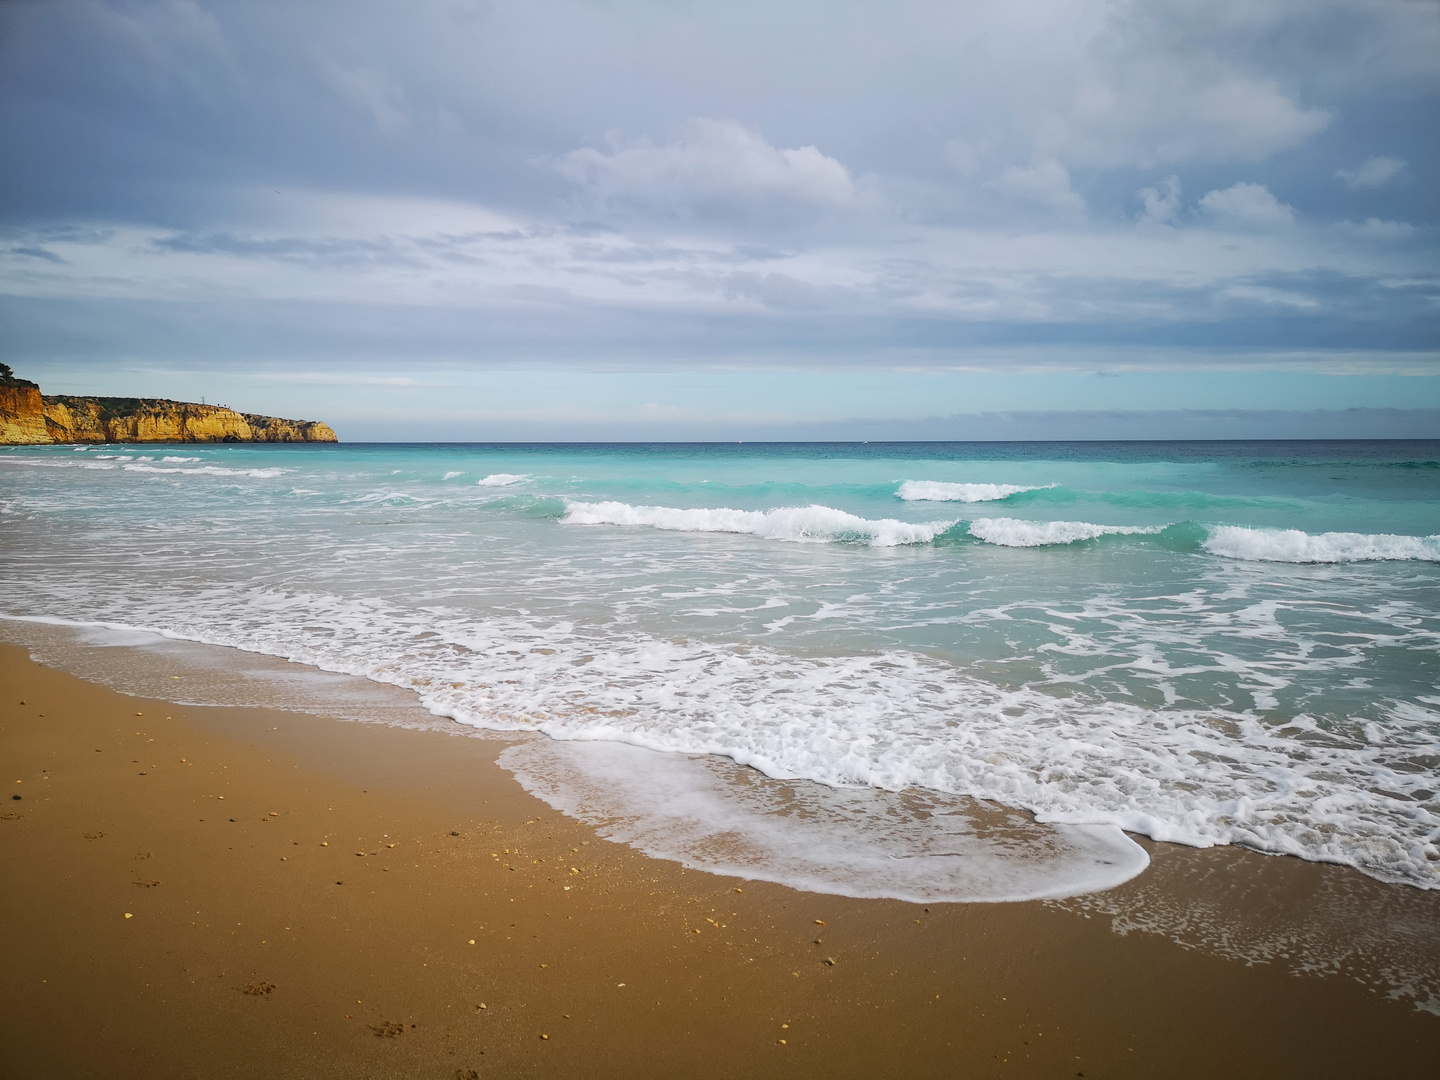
left=967, top=517, right=1166, bottom=547
left=561, top=500, right=957, bottom=547
left=1205, top=526, right=1440, bottom=563
left=897, top=480, right=1048, bottom=502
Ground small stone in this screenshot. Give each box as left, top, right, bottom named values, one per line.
left=11, top=795, right=19, bottom=801
left=124, top=913, right=133, bottom=919
left=468, top=939, right=475, bottom=945
left=540, top=1034, right=548, bottom=1040
left=822, top=957, right=835, bottom=966
left=814, top=919, right=825, bottom=925
left=320, top=842, right=328, bottom=847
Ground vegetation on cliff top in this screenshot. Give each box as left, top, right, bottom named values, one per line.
left=0, top=362, right=39, bottom=390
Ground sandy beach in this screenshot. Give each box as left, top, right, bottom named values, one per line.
left=2, top=643, right=1438, bottom=1078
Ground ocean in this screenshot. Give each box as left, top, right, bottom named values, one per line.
left=2, top=440, right=1437, bottom=902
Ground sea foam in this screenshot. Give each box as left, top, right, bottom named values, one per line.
left=1205, top=526, right=1440, bottom=563
left=897, top=480, right=1046, bottom=502
left=121, top=463, right=288, bottom=479
left=967, top=517, right=1164, bottom=547
left=562, top=500, right=956, bottom=546
left=500, top=739, right=1148, bottom=903
left=477, top=473, right=528, bottom=486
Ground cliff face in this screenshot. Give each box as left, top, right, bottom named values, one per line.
left=0, top=385, right=50, bottom=444
left=0, top=389, right=337, bottom=444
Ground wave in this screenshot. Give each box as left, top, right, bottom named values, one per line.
left=897, top=480, right=1048, bottom=503
left=562, top=501, right=956, bottom=547
left=8, top=608, right=1437, bottom=894
left=967, top=517, right=1166, bottom=547
left=121, top=463, right=288, bottom=479
left=477, top=473, right=528, bottom=487
left=1205, top=526, right=1440, bottom=563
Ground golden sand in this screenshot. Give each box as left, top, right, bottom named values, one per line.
left=2, top=645, right=1436, bottom=1078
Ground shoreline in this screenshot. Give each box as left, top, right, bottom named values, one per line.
left=3, top=643, right=1439, bottom=1077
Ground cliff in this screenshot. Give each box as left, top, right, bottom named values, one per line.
left=0, top=381, right=337, bottom=445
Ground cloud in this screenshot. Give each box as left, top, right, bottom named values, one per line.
left=1, top=0, right=1437, bottom=409
left=553, top=119, right=856, bottom=224
left=942, top=139, right=982, bottom=176
left=987, top=160, right=1085, bottom=219
left=1033, top=2, right=1335, bottom=168
left=1197, top=182, right=1295, bottom=228
left=1136, top=176, right=1181, bottom=225
left=1333, top=217, right=1416, bottom=240
left=721, top=271, right=827, bottom=310
left=1337, top=155, right=1406, bottom=189
left=322, top=60, right=411, bottom=135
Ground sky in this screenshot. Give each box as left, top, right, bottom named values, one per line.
left=1, top=0, right=1438, bottom=440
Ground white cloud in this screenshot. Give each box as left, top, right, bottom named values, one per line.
left=1197, top=182, right=1295, bottom=228
left=1136, top=176, right=1181, bottom=225
left=554, top=119, right=855, bottom=223
left=1033, top=2, right=1333, bottom=168
left=322, top=60, right=411, bottom=135
left=1333, top=217, right=1416, bottom=240
left=1337, top=155, right=1406, bottom=189
left=943, top=139, right=982, bottom=176
left=988, top=159, right=1086, bottom=218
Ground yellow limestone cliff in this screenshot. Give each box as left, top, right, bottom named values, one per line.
left=0, top=381, right=337, bottom=445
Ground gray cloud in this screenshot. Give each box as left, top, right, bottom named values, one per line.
left=0, top=0, right=1437, bottom=431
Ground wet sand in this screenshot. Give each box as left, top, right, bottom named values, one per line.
left=2, top=643, right=1438, bottom=1078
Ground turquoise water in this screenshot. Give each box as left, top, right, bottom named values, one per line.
left=2, top=440, right=1437, bottom=895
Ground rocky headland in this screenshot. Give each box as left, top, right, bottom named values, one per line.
left=0, top=366, right=337, bottom=444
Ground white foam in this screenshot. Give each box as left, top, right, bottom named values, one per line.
left=13, top=586, right=1436, bottom=890
left=898, top=480, right=1047, bottom=502
left=121, top=463, right=288, bottom=479
left=442, top=470, right=464, bottom=480
left=0, top=457, right=117, bottom=470
left=967, top=517, right=1164, bottom=547
left=1205, top=526, right=1440, bottom=563
left=160, top=456, right=201, bottom=463
left=500, top=739, right=1148, bottom=903
left=477, top=473, right=528, bottom=486
left=562, top=501, right=956, bottom=547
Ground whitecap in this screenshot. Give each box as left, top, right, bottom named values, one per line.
left=477, top=473, right=528, bottom=486
left=967, top=517, right=1164, bottom=547
left=1205, top=526, right=1440, bottom=563
left=562, top=500, right=956, bottom=547
left=898, top=480, right=1048, bottom=502
left=121, top=464, right=288, bottom=479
